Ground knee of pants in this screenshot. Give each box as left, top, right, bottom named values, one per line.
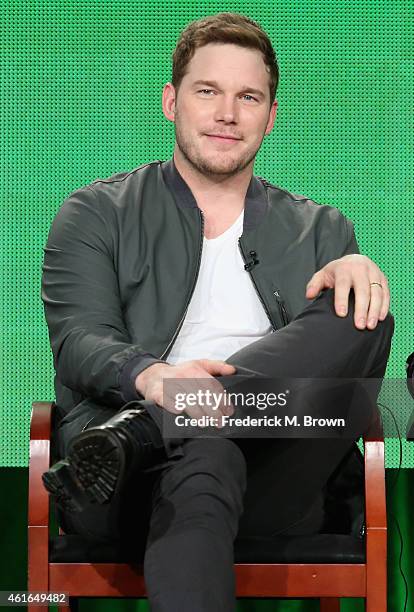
left=375, top=310, right=395, bottom=342
left=353, top=307, right=395, bottom=363
left=154, top=437, right=247, bottom=518
left=321, top=288, right=395, bottom=343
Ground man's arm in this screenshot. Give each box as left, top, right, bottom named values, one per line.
left=41, top=186, right=163, bottom=408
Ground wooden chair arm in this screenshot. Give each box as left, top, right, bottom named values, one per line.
left=363, top=412, right=386, bottom=530
left=363, top=437, right=386, bottom=530
left=362, top=411, right=387, bottom=600
left=28, top=402, right=53, bottom=527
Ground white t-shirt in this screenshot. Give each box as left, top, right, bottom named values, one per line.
left=167, top=210, right=272, bottom=364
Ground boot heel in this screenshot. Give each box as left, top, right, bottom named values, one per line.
left=42, top=460, right=85, bottom=513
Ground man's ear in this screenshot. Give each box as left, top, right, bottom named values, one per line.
left=162, top=82, right=176, bottom=122
left=265, top=99, right=278, bottom=136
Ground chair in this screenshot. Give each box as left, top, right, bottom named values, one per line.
left=28, top=401, right=387, bottom=611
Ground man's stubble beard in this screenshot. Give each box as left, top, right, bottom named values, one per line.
left=173, top=108, right=265, bottom=179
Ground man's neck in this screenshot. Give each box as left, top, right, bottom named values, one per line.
left=172, top=149, right=253, bottom=216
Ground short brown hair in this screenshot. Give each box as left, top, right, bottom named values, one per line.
left=172, top=12, right=279, bottom=105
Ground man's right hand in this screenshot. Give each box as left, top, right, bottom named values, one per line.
left=135, top=360, right=236, bottom=424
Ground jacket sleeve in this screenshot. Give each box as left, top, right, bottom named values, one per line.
left=341, top=216, right=360, bottom=256
left=41, top=185, right=164, bottom=408
left=315, top=208, right=360, bottom=269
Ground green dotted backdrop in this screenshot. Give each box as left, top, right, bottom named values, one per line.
left=1, top=0, right=412, bottom=467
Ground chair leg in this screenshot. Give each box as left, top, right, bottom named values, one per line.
left=320, top=598, right=340, bottom=612
left=69, top=597, right=79, bottom=611
left=59, top=598, right=79, bottom=612
left=366, top=586, right=387, bottom=612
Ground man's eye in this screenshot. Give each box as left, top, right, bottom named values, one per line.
left=197, top=90, right=257, bottom=101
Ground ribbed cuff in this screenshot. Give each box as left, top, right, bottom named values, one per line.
left=119, top=353, right=166, bottom=402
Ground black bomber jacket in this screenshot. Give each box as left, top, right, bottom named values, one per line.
left=41, top=158, right=359, bottom=418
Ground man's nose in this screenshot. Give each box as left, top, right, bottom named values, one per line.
left=214, top=95, right=238, bottom=123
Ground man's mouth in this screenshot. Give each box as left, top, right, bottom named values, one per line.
left=205, top=134, right=241, bottom=143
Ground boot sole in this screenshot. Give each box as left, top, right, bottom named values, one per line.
left=42, top=428, right=126, bottom=513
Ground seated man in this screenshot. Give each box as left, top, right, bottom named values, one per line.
left=41, top=12, right=394, bottom=612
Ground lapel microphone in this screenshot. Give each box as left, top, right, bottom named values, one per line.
left=244, top=250, right=259, bottom=271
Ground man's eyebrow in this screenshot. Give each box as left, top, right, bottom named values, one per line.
left=192, top=80, right=266, bottom=98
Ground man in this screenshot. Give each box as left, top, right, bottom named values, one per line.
left=41, top=12, right=394, bottom=611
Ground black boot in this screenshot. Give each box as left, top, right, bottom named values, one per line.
left=42, top=404, right=166, bottom=514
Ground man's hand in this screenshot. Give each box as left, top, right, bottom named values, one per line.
left=135, top=359, right=236, bottom=426
left=305, top=254, right=390, bottom=330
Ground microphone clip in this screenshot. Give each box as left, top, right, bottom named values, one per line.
left=244, top=250, right=259, bottom=271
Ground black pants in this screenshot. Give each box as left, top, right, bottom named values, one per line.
left=56, top=289, right=394, bottom=611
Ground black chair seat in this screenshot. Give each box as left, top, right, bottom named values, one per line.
left=50, top=532, right=365, bottom=564
left=234, top=534, right=365, bottom=563
left=49, top=443, right=366, bottom=566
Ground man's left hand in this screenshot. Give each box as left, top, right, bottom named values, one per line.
left=305, top=254, right=390, bottom=330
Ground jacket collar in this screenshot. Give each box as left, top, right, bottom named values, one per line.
left=161, top=158, right=269, bottom=232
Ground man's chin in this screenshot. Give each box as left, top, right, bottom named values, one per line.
left=196, top=157, right=249, bottom=177
left=202, top=165, right=240, bottom=177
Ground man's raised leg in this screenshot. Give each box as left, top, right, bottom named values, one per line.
left=220, top=287, right=394, bottom=538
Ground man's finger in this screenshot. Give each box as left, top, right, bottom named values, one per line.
left=352, top=275, right=371, bottom=329
left=185, top=404, right=210, bottom=427
left=198, top=360, right=236, bottom=376
left=366, top=281, right=385, bottom=329
left=333, top=274, right=352, bottom=317
left=305, top=272, right=324, bottom=298
left=192, top=375, right=233, bottom=420
left=186, top=396, right=227, bottom=429
left=378, top=276, right=390, bottom=320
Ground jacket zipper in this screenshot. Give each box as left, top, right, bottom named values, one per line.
left=238, top=239, right=277, bottom=331
left=273, top=289, right=290, bottom=326
left=160, top=209, right=204, bottom=360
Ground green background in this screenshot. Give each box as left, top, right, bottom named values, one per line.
left=1, top=0, right=412, bottom=467
left=0, top=0, right=412, bottom=609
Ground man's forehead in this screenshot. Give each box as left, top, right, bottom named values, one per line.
left=184, top=44, right=269, bottom=84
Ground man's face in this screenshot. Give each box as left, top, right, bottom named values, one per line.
left=164, top=43, right=277, bottom=178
